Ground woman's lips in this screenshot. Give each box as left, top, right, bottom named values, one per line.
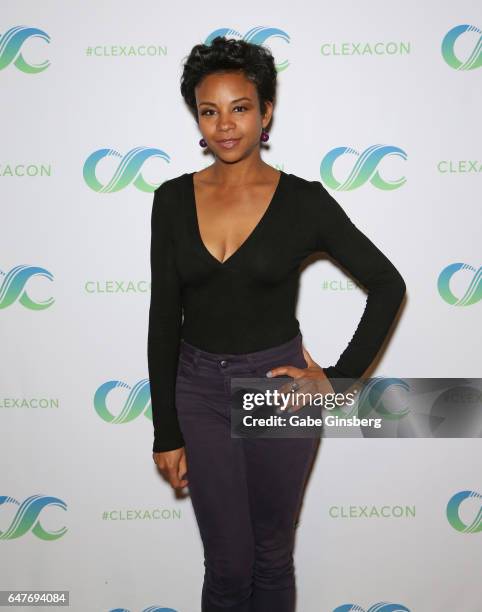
left=216, top=138, right=241, bottom=149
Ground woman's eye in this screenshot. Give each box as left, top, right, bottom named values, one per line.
left=200, top=106, right=248, bottom=116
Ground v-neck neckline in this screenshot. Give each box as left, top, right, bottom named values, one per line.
left=187, top=169, right=286, bottom=268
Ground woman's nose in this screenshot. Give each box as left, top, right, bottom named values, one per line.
left=216, top=115, right=236, bottom=131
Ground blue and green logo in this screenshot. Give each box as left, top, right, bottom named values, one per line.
left=356, top=377, right=411, bottom=420
left=446, top=490, right=482, bottom=533
left=0, top=495, right=67, bottom=540
left=437, top=263, right=482, bottom=306
left=83, top=147, right=170, bottom=193
left=0, top=26, right=50, bottom=73
left=441, top=24, right=482, bottom=70
left=0, top=265, right=54, bottom=310
left=94, top=379, right=152, bottom=423
left=334, top=603, right=410, bottom=612
left=320, top=145, right=407, bottom=190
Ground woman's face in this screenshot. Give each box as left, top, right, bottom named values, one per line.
left=194, top=70, right=272, bottom=161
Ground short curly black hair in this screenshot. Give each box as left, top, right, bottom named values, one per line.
left=180, top=36, right=277, bottom=122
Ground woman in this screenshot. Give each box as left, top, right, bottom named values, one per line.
left=148, top=37, right=406, bottom=612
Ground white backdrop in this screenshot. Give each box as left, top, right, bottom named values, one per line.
left=2, top=2, right=481, bottom=611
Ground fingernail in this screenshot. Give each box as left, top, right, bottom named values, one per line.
left=266, top=370, right=272, bottom=377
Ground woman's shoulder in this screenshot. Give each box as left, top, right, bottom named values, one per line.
left=153, top=172, right=191, bottom=207
left=154, top=171, right=190, bottom=195
left=151, top=172, right=191, bottom=224
left=285, top=171, right=331, bottom=205
left=286, top=171, right=324, bottom=190
left=286, top=172, right=352, bottom=229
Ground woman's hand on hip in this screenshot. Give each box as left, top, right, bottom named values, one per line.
left=266, top=345, right=335, bottom=412
left=153, top=447, right=188, bottom=490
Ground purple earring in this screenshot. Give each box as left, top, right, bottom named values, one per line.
left=199, top=138, right=207, bottom=148
left=260, top=129, right=269, bottom=143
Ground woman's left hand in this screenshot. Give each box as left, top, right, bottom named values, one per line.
left=266, top=345, right=335, bottom=413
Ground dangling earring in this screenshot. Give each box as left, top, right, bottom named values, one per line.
left=260, top=128, right=269, bottom=143
left=199, top=138, right=207, bottom=148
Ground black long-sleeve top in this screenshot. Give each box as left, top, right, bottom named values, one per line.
left=148, top=170, right=406, bottom=452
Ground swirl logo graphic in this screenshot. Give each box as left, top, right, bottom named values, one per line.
left=446, top=490, right=482, bottom=533
left=83, top=147, right=170, bottom=193
left=334, top=604, right=410, bottom=612
left=441, top=25, right=482, bottom=70
left=94, top=379, right=152, bottom=423
left=0, top=495, right=67, bottom=540
left=110, top=608, right=177, bottom=612
left=0, top=265, right=54, bottom=310
left=356, top=377, right=411, bottom=420
left=437, top=263, right=482, bottom=306
left=325, top=377, right=410, bottom=421
left=320, top=145, right=407, bottom=191
left=205, top=27, right=290, bottom=71
left=0, top=26, right=50, bottom=73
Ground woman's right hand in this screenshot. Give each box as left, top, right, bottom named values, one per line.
left=153, top=447, right=189, bottom=490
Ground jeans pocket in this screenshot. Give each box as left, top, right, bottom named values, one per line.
left=254, top=350, right=307, bottom=379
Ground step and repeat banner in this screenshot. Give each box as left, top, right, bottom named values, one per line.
left=2, top=2, right=481, bottom=611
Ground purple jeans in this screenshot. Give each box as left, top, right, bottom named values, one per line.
left=175, top=331, right=319, bottom=612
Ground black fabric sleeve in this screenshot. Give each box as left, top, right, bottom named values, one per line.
left=312, top=181, right=406, bottom=393
left=147, top=183, right=185, bottom=452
